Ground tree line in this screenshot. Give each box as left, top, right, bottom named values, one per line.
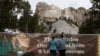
left=79, top=0, right=100, bottom=34
left=0, top=0, right=42, bottom=33
left=0, top=0, right=100, bottom=34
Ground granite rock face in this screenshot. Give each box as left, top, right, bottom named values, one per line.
left=34, top=2, right=88, bottom=34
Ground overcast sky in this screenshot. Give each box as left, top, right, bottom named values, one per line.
left=28, top=0, right=92, bottom=13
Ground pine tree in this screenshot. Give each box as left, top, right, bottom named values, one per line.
left=28, top=13, right=39, bottom=33
left=0, top=0, right=26, bottom=31
left=18, top=1, right=32, bottom=33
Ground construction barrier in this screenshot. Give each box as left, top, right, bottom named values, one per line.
left=0, top=33, right=100, bottom=56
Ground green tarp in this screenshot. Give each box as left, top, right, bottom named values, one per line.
left=0, top=40, right=13, bottom=55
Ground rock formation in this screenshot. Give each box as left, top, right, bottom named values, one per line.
left=34, top=2, right=88, bottom=34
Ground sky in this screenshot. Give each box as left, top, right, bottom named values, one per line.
left=28, top=0, right=92, bottom=13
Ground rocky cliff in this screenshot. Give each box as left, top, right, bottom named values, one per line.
left=34, top=2, right=88, bottom=34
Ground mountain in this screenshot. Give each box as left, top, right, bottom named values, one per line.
left=34, top=2, right=88, bottom=34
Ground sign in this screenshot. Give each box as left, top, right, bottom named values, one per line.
left=25, top=34, right=98, bottom=56
left=0, top=33, right=99, bottom=56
